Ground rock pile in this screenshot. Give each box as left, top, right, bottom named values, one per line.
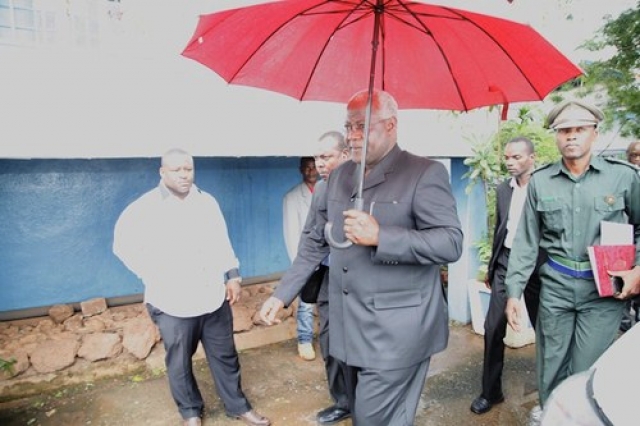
left=0, top=281, right=294, bottom=396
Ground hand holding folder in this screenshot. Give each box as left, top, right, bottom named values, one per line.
left=588, top=222, right=635, bottom=297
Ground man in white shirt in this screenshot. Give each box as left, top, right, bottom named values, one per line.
left=282, top=156, right=319, bottom=360
left=113, top=148, right=270, bottom=426
left=470, top=137, right=542, bottom=415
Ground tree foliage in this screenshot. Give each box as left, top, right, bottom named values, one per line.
left=577, top=2, right=640, bottom=138
left=463, top=107, right=559, bottom=275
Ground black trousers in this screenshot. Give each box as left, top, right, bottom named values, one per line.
left=147, top=301, right=251, bottom=420
left=481, top=247, right=541, bottom=401
left=343, top=358, right=431, bottom=426
left=317, top=279, right=350, bottom=410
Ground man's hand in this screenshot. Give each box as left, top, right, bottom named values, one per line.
left=610, top=266, right=640, bottom=300
left=259, top=296, right=285, bottom=326
left=505, top=297, right=523, bottom=332
left=225, top=278, right=242, bottom=305
left=343, top=209, right=379, bottom=246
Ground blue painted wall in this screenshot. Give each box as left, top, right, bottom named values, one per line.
left=447, top=159, right=487, bottom=323
left=0, top=157, right=302, bottom=313
left=0, top=156, right=477, bottom=316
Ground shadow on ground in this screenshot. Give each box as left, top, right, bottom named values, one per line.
left=0, top=324, right=537, bottom=426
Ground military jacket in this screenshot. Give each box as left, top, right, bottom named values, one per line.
left=505, top=155, right=640, bottom=298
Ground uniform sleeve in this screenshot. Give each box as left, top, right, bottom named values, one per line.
left=624, top=168, right=640, bottom=265
left=505, top=177, right=542, bottom=299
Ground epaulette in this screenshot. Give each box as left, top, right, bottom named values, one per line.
left=531, top=163, right=553, bottom=175
left=603, top=156, right=639, bottom=170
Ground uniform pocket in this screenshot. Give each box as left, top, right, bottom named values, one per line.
left=594, top=194, right=625, bottom=217
left=537, top=199, right=564, bottom=233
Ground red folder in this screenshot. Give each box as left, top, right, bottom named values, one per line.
left=587, top=245, right=636, bottom=297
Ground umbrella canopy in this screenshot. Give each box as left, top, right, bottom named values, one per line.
left=182, top=0, right=582, bottom=111
left=182, top=0, right=582, bottom=247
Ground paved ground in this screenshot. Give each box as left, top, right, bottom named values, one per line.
left=0, top=324, right=538, bottom=426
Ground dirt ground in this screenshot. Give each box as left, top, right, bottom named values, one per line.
left=0, top=324, right=538, bottom=426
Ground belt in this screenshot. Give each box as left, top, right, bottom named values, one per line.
left=547, top=254, right=594, bottom=279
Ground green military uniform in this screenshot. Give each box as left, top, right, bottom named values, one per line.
left=505, top=155, right=640, bottom=405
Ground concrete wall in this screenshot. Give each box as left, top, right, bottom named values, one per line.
left=0, top=156, right=479, bottom=322
left=0, top=156, right=300, bottom=313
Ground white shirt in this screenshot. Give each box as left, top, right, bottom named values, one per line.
left=113, top=182, right=239, bottom=317
left=282, top=182, right=313, bottom=262
left=504, top=177, right=529, bottom=249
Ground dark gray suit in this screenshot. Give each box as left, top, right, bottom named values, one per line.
left=275, top=145, right=463, bottom=425
left=298, top=180, right=350, bottom=411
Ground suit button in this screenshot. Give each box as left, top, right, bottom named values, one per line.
left=342, top=266, right=348, bottom=272
left=343, top=289, right=349, bottom=295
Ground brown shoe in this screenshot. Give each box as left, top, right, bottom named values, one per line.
left=235, top=410, right=271, bottom=426
left=183, top=417, right=202, bottom=426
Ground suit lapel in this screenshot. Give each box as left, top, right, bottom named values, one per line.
left=359, top=146, right=402, bottom=195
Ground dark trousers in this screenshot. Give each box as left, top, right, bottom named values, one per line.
left=146, top=301, right=251, bottom=420
left=343, top=358, right=431, bottom=426
left=317, top=287, right=349, bottom=410
left=481, top=247, right=540, bottom=401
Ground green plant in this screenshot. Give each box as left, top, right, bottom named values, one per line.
left=0, top=357, right=16, bottom=375
left=464, top=106, right=560, bottom=276
left=473, top=234, right=493, bottom=281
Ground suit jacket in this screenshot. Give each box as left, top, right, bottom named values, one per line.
left=282, top=181, right=313, bottom=262
left=487, top=179, right=545, bottom=285
left=275, top=145, right=463, bottom=370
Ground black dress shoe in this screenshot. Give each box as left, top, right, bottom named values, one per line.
left=620, top=318, right=633, bottom=333
left=316, top=405, right=351, bottom=425
left=470, top=395, right=504, bottom=415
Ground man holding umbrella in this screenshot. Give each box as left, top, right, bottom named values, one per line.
left=260, top=89, right=463, bottom=425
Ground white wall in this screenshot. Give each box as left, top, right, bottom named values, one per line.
left=1, top=0, right=635, bottom=159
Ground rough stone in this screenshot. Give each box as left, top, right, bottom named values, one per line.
left=122, top=317, right=160, bottom=360
left=0, top=349, right=29, bottom=379
left=78, top=333, right=123, bottom=362
left=29, top=338, right=79, bottom=374
left=232, top=305, right=255, bottom=333
left=63, top=314, right=84, bottom=332
left=0, top=281, right=283, bottom=392
left=82, top=317, right=107, bottom=333
left=34, top=318, right=55, bottom=333
left=48, top=304, right=75, bottom=324
left=80, top=298, right=108, bottom=317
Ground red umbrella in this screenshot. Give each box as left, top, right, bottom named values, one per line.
left=182, top=0, right=581, bottom=111
left=182, top=0, right=581, bottom=246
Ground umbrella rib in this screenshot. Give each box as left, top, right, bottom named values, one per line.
left=437, top=6, right=547, bottom=101
left=392, top=1, right=470, bottom=110
left=224, top=2, right=353, bottom=84
left=299, top=0, right=375, bottom=100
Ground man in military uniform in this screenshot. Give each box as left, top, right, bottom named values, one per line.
left=504, top=100, right=640, bottom=413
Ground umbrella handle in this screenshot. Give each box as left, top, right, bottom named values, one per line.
left=324, top=197, right=365, bottom=249
left=324, top=222, right=353, bottom=249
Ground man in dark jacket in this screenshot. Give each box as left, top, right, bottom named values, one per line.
left=260, top=89, right=463, bottom=426
left=471, top=137, right=543, bottom=415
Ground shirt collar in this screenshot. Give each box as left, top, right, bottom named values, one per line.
left=509, top=174, right=533, bottom=189
left=549, top=154, right=606, bottom=178
left=158, top=180, right=197, bottom=200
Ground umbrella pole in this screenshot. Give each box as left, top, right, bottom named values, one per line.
left=325, top=1, right=382, bottom=249
left=355, top=0, right=383, bottom=210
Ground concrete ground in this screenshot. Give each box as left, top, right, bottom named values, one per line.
left=0, top=323, right=538, bottom=426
